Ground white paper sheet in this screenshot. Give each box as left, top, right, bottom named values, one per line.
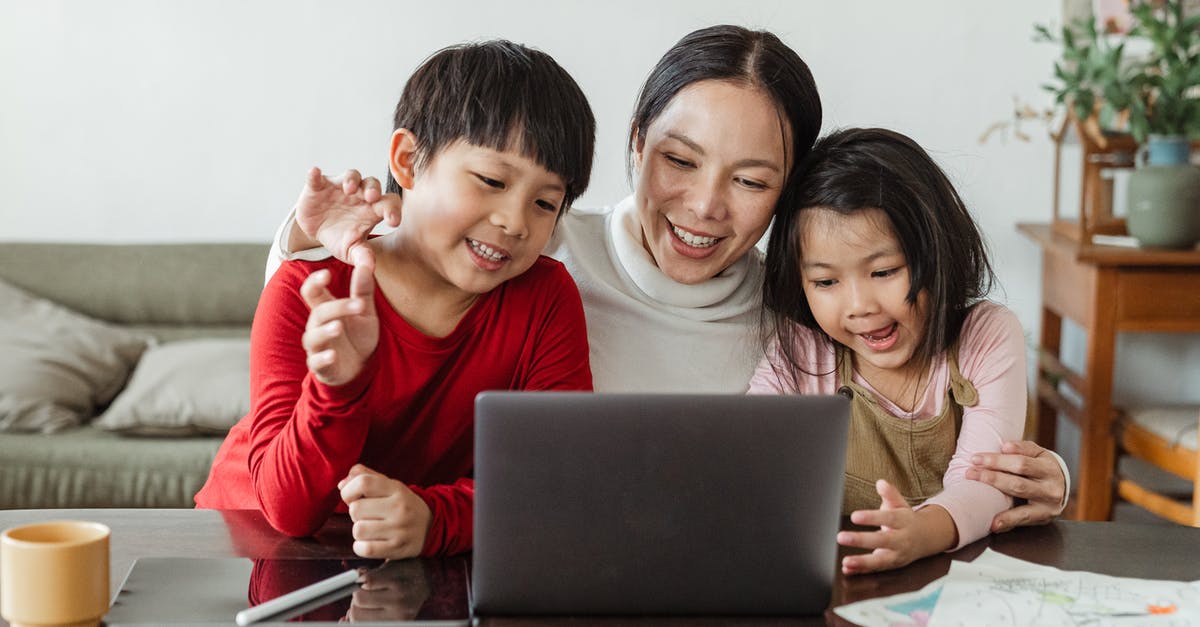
left=833, top=549, right=1200, bottom=627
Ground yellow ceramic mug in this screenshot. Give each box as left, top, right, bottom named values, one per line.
left=1, top=521, right=110, bottom=627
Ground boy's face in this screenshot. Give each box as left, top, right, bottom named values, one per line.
left=398, top=139, right=566, bottom=297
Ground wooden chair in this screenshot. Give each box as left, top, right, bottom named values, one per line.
left=1114, top=405, right=1200, bottom=526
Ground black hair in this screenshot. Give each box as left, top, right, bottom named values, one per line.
left=628, top=25, right=822, bottom=191
left=385, top=39, right=595, bottom=212
left=762, top=127, right=995, bottom=388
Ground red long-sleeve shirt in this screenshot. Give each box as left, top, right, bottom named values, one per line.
left=194, top=255, right=592, bottom=555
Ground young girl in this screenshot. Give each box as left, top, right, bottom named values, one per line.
left=750, top=127, right=1028, bottom=575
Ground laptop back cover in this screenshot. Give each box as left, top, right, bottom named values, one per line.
left=472, top=392, right=850, bottom=616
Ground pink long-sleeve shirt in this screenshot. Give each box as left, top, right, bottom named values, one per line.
left=749, top=301, right=1027, bottom=549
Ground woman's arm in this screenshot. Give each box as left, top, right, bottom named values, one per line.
left=967, top=440, right=1069, bottom=531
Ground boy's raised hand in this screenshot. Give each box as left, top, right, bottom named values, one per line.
left=836, top=479, right=957, bottom=575
left=295, top=167, right=403, bottom=265
left=338, top=464, right=432, bottom=560
left=300, top=247, right=379, bottom=386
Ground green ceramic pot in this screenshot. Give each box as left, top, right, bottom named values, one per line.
left=1126, top=165, right=1200, bottom=249
left=1127, top=136, right=1200, bottom=249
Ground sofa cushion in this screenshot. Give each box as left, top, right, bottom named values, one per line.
left=0, top=425, right=223, bottom=508
left=95, top=339, right=252, bottom=436
left=0, top=278, right=153, bottom=433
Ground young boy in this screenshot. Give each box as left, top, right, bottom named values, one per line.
left=194, top=40, right=596, bottom=558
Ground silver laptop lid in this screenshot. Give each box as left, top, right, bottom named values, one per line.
left=473, top=392, right=850, bottom=616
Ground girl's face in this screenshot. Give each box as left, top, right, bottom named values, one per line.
left=798, top=208, right=929, bottom=382
left=632, top=80, right=789, bottom=285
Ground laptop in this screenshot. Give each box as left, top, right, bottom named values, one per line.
left=472, top=392, right=850, bottom=616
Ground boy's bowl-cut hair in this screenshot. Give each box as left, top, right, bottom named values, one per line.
left=386, top=40, right=595, bottom=213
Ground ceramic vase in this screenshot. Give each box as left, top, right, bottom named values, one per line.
left=1126, top=135, right=1200, bottom=249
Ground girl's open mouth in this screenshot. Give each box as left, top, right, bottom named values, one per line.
left=859, top=322, right=898, bottom=351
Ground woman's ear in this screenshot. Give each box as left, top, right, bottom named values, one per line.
left=630, top=128, right=647, bottom=172
left=389, top=129, right=418, bottom=190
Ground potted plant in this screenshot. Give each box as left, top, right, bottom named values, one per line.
left=1124, top=0, right=1200, bottom=150
left=1038, top=0, right=1200, bottom=248
left=1121, top=0, right=1200, bottom=248
left=1035, top=15, right=1133, bottom=139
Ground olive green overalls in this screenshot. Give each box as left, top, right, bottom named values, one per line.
left=837, top=343, right=979, bottom=514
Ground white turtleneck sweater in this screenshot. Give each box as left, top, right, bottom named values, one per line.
left=268, top=195, right=766, bottom=393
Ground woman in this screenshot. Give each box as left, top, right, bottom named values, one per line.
left=268, top=25, right=1067, bottom=531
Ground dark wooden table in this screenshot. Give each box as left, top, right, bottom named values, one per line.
left=2, top=508, right=1198, bottom=626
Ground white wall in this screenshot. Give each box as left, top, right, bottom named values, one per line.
left=2, top=1, right=1197, bottom=463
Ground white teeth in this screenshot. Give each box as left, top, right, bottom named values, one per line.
left=468, top=239, right=506, bottom=262
left=671, top=224, right=719, bottom=248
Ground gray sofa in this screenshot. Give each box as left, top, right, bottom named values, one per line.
left=0, top=242, right=267, bottom=509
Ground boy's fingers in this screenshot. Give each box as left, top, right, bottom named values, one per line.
left=306, top=349, right=336, bottom=374
left=300, top=269, right=335, bottom=309
left=349, top=246, right=377, bottom=304
left=306, top=298, right=364, bottom=330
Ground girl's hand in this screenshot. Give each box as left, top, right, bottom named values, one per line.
left=300, top=247, right=378, bottom=386
left=836, top=479, right=956, bottom=575
left=293, top=167, right=403, bottom=265
left=966, top=440, right=1067, bottom=532
left=338, top=464, right=432, bottom=560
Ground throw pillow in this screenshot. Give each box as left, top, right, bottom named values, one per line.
left=0, top=278, right=153, bottom=433
left=95, top=338, right=251, bottom=436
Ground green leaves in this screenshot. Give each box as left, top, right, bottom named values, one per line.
left=1037, top=0, right=1200, bottom=143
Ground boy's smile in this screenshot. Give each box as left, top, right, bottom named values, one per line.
left=377, top=135, right=566, bottom=334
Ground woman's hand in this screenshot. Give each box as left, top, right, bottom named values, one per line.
left=292, top=167, right=403, bottom=265
left=300, top=247, right=378, bottom=386
left=339, top=464, right=432, bottom=560
left=836, top=480, right=957, bottom=575
left=966, top=440, right=1067, bottom=532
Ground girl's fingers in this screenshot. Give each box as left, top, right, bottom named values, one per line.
left=875, top=479, right=907, bottom=510
left=841, top=550, right=898, bottom=575
left=836, top=528, right=895, bottom=551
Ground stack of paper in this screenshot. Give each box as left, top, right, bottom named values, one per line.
left=835, top=549, right=1200, bottom=626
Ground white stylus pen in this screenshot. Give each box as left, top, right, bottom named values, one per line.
left=234, top=567, right=362, bottom=625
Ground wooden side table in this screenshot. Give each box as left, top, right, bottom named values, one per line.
left=1018, top=223, right=1200, bottom=521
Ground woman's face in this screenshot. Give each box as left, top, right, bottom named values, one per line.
left=633, top=80, right=790, bottom=285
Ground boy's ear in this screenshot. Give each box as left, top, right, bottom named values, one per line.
left=389, top=128, right=418, bottom=190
